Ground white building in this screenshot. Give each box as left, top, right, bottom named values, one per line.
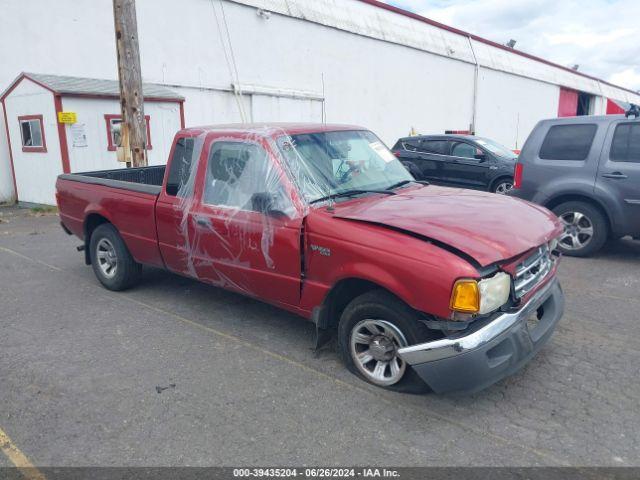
left=1, top=0, right=639, bottom=205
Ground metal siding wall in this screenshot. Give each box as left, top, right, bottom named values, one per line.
left=61, top=97, right=181, bottom=175
left=475, top=69, right=559, bottom=149
left=1, top=0, right=639, bottom=203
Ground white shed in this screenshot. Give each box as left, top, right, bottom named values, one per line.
left=1, top=73, right=184, bottom=205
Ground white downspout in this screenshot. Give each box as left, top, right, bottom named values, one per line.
left=467, top=35, right=479, bottom=134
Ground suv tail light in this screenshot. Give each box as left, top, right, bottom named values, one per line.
left=513, top=163, right=523, bottom=189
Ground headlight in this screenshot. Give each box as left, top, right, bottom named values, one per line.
left=450, top=272, right=511, bottom=315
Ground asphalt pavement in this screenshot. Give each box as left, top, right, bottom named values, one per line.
left=1, top=206, right=639, bottom=467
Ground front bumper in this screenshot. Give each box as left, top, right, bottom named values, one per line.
left=397, top=277, right=564, bottom=394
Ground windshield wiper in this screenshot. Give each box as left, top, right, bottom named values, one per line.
left=387, top=179, right=430, bottom=190
left=309, top=189, right=397, bottom=205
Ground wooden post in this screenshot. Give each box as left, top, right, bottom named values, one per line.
left=113, top=0, right=147, bottom=167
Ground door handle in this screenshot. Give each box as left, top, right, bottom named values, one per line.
left=602, top=172, right=628, bottom=179
left=193, top=215, right=209, bottom=227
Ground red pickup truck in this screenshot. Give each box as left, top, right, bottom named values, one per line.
left=56, top=124, right=564, bottom=394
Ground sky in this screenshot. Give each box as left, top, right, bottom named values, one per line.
left=385, top=0, right=640, bottom=91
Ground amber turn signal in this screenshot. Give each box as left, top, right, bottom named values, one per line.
left=450, top=279, right=480, bottom=313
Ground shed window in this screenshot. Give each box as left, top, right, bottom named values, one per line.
left=18, top=115, right=47, bottom=152
left=539, top=124, right=597, bottom=161
left=105, top=114, right=152, bottom=151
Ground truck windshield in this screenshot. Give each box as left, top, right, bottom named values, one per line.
left=276, top=130, right=413, bottom=203
left=475, top=137, right=518, bottom=159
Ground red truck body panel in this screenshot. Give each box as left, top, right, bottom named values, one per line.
left=56, top=180, right=164, bottom=268
left=330, top=184, right=562, bottom=267
left=55, top=123, right=562, bottom=322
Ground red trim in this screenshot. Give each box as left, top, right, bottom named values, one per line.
left=54, top=96, right=71, bottom=173
left=105, top=114, right=152, bottom=151
left=558, top=88, right=579, bottom=117
left=1, top=99, right=18, bottom=201
left=17, top=114, right=47, bottom=153
left=0, top=73, right=56, bottom=103
left=606, top=99, right=626, bottom=115
left=356, top=0, right=640, bottom=97
left=179, top=101, right=185, bottom=129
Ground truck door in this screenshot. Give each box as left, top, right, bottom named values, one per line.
left=188, top=137, right=303, bottom=307
left=596, top=120, right=640, bottom=236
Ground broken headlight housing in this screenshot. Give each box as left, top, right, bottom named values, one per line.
left=450, top=272, right=511, bottom=315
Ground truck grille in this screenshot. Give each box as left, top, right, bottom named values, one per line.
left=514, top=244, right=553, bottom=298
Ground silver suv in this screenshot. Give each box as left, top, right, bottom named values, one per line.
left=509, top=109, right=640, bottom=256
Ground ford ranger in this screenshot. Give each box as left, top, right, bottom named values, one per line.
left=56, top=124, right=565, bottom=394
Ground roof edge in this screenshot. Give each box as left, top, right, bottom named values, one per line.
left=358, top=0, right=639, bottom=97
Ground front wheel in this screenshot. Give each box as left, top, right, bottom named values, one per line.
left=338, top=290, right=436, bottom=393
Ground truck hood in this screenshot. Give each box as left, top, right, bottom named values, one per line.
left=331, top=185, right=562, bottom=267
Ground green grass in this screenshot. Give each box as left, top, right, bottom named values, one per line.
left=30, top=206, right=58, bottom=214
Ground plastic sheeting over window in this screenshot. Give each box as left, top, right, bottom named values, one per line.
left=162, top=125, right=411, bottom=299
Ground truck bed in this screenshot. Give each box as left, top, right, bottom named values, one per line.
left=58, top=165, right=165, bottom=195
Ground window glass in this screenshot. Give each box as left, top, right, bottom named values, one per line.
left=418, top=140, right=448, bottom=155
left=20, top=119, right=43, bottom=147
left=204, top=142, right=288, bottom=213
left=166, top=137, right=195, bottom=196
left=451, top=142, right=477, bottom=158
left=106, top=115, right=151, bottom=149
left=109, top=118, right=123, bottom=147
left=539, top=124, right=597, bottom=160
left=610, top=123, right=640, bottom=163
left=402, top=139, right=420, bottom=152
left=475, top=137, right=518, bottom=159
left=276, top=130, right=412, bottom=203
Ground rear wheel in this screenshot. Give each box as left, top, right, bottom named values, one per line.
left=89, top=223, right=142, bottom=291
left=552, top=201, right=608, bottom=257
left=492, top=178, right=513, bottom=194
left=338, top=290, right=437, bottom=393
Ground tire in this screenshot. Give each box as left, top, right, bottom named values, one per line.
left=552, top=201, right=608, bottom=257
left=492, top=177, right=513, bottom=194
left=338, top=290, right=438, bottom=393
left=89, top=223, right=142, bottom=291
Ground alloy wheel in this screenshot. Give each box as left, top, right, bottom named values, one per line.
left=96, top=238, right=118, bottom=278
left=494, top=181, right=513, bottom=194
left=559, top=211, right=594, bottom=250
left=349, top=319, right=408, bottom=386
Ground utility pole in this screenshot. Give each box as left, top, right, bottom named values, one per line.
left=113, top=0, right=147, bottom=167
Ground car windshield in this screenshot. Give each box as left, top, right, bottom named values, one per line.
left=475, top=137, right=518, bottom=159
left=276, top=130, right=413, bottom=203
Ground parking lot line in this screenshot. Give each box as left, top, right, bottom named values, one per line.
left=0, top=243, right=571, bottom=467
left=0, top=426, right=46, bottom=480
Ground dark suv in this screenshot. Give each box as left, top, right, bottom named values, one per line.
left=391, top=135, right=518, bottom=194
left=509, top=113, right=640, bottom=256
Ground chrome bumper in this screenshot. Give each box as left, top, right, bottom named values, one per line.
left=398, top=277, right=564, bottom=394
